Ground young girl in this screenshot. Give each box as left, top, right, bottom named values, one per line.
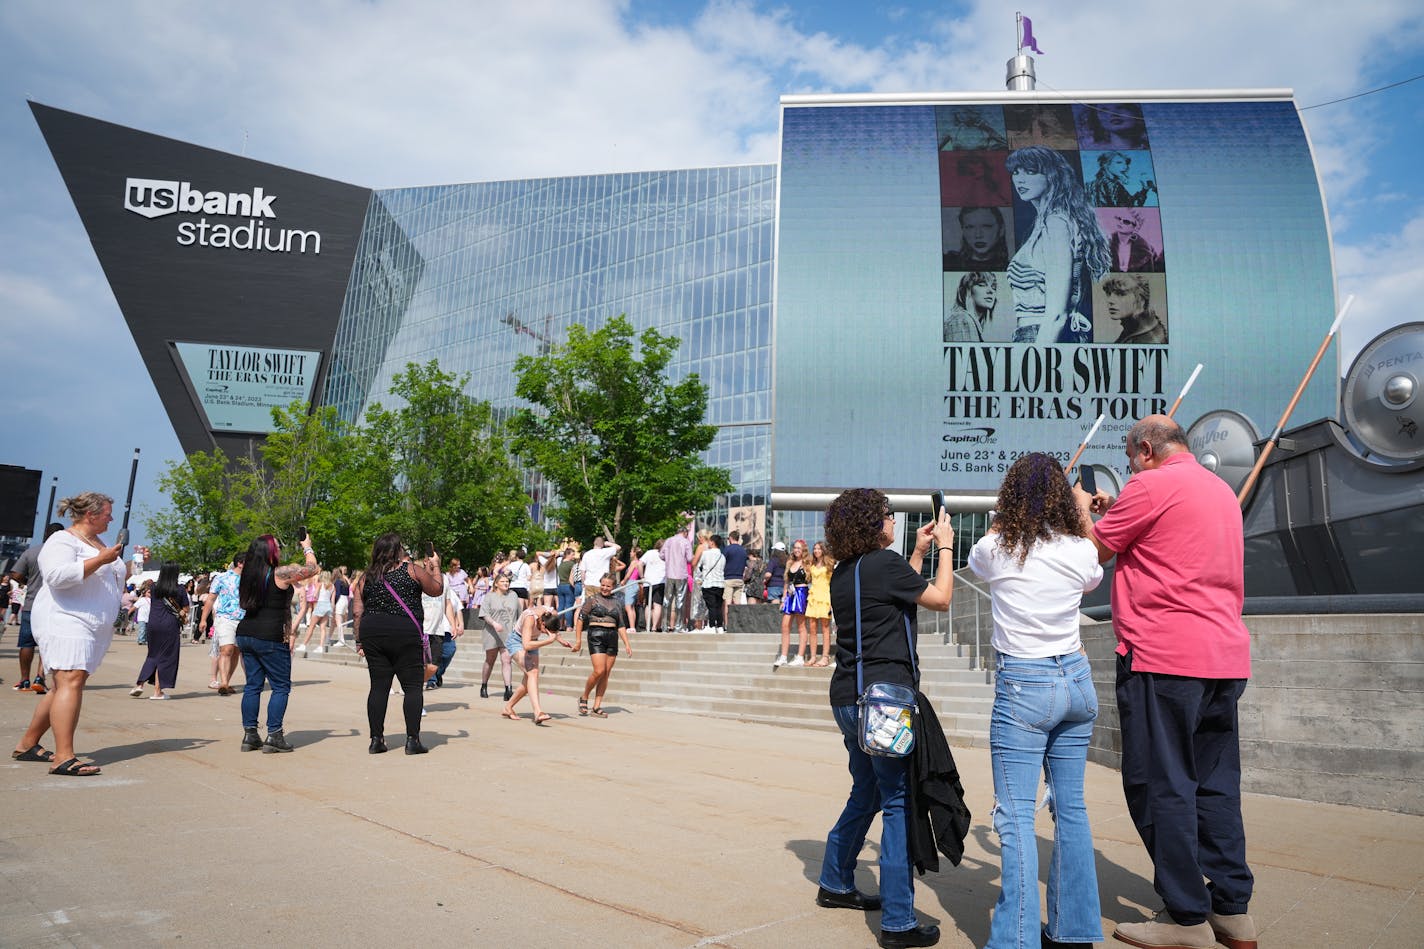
left=805, top=541, right=835, bottom=666
left=298, top=571, right=333, bottom=653
left=774, top=540, right=810, bottom=667
left=500, top=605, right=573, bottom=725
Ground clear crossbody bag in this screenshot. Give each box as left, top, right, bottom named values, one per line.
left=853, top=559, right=917, bottom=757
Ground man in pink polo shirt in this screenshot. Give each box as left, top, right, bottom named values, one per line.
left=1082, top=415, right=1256, bottom=949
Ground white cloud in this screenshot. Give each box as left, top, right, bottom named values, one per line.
left=1335, top=210, right=1424, bottom=368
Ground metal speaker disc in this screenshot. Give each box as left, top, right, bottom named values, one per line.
left=1343, top=322, right=1424, bottom=461
left=1186, top=409, right=1260, bottom=492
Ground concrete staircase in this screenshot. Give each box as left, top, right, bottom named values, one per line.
left=308, top=626, right=996, bottom=747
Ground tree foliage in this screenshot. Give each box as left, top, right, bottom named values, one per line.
left=143, top=362, right=533, bottom=572
left=509, top=315, right=731, bottom=548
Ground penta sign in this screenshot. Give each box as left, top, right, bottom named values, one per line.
left=123, top=177, right=322, bottom=254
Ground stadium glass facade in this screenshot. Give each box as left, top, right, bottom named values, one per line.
left=324, top=165, right=791, bottom=538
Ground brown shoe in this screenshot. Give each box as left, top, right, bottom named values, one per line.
left=1113, top=912, right=1215, bottom=949
left=1208, top=912, right=1257, bottom=949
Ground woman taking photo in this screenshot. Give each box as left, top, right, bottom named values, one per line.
left=967, top=454, right=1103, bottom=949
left=816, top=490, right=953, bottom=948
left=236, top=533, right=319, bottom=753
left=1005, top=145, right=1110, bottom=344
left=11, top=492, right=141, bottom=776
left=352, top=534, right=444, bottom=755
left=573, top=574, right=631, bottom=718
left=130, top=563, right=188, bottom=700
left=501, top=604, right=573, bottom=724
left=773, top=540, right=811, bottom=667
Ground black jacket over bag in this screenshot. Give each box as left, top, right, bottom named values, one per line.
left=908, top=689, right=972, bottom=874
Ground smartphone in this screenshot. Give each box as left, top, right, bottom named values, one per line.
left=116, top=527, right=129, bottom=549
left=930, top=490, right=946, bottom=520
left=1078, top=466, right=1098, bottom=496
left=424, top=540, right=435, bottom=558
left=298, top=525, right=309, bottom=543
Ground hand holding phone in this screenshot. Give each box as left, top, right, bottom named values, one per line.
left=116, top=527, right=130, bottom=549
left=930, top=490, right=946, bottom=520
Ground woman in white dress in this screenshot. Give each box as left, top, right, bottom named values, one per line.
left=10, top=493, right=142, bottom=776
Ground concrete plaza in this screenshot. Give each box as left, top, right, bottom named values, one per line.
left=1, top=636, right=1419, bottom=947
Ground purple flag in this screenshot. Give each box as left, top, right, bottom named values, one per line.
left=1020, top=15, right=1044, bottom=55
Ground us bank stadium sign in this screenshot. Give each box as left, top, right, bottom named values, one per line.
left=124, top=178, right=323, bottom=254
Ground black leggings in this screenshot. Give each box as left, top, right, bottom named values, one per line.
left=360, top=625, right=425, bottom=738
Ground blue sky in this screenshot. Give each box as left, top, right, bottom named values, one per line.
left=1, top=0, right=1421, bottom=548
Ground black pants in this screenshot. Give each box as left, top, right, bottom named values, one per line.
left=702, top=586, right=724, bottom=628
left=1116, top=652, right=1253, bottom=924
left=361, top=626, right=425, bottom=738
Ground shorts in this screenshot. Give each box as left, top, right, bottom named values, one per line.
left=511, top=587, right=530, bottom=601
left=214, top=616, right=240, bottom=647
left=482, top=627, right=505, bottom=651
left=17, top=611, right=37, bottom=650
left=335, top=595, right=349, bottom=615
left=587, top=626, right=620, bottom=656
left=512, top=648, right=540, bottom=672
left=314, top=603, right=332, bottom=617
left=725, top=578, right=745, bottom=604
left=646, top=584, right=664, bottom=607
left=781, top=585, right=809, bottom=615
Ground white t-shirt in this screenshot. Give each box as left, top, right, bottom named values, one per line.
left=640, top=549, right=666, bottom=585
left=422, top=578, right=450, bottom=636
left=506, top=559, right=531, bottom=589
left=135, top=595, right=152, bottom=623
left=580, top=546, right=619, bottom=585
left=967, top=532, right=1103, bottom=659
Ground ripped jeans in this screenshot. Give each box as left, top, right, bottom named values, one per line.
left=987, top=652, right=1102, bottom=948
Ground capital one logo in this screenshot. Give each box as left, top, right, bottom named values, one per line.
left=124, top=178, right=277, bottom=219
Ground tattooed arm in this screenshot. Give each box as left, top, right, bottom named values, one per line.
left=274, top=539, right=320, bottom=588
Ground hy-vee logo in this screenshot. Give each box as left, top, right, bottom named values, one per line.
left=124, top=179, right=276, bottom=220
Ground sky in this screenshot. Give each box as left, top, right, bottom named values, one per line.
left=2, top=0, right=1421, bottom=549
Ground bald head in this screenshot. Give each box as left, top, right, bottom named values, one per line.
left=1126, top=414, right=1189, bottom=470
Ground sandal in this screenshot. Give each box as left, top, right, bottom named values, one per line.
left=534, top=713, right=552, bottom=725
left=590, top=707, right=608, bottom=718
left=499, top=708, right=519, bottom=721
left=578, top=698, right=589, bottom=716
left=12, top=744, right=55, bottom=763
left=49, top=757, right=101, bottom=777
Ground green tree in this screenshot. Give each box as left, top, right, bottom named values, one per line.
left=360, top=361, right=532, bottom=565
left=509, top=315, right=731, bottom=548
left=143, top=448, right=245, bottom=570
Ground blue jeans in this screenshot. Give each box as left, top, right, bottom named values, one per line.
left=556, top=583, right=576, bottom=616
left=428, top=636, right=457, bottom=686
left=819, top=704, right=917, bottom=932
left=988, top=653, right=1102, bottom=948
left=237, top=635, right=292, bottom=732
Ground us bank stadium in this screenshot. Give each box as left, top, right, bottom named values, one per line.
left=31, top=89, right=1422, bottom=607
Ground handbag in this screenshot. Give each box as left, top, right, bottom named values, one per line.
left=853, top=557, right=918, bottom=758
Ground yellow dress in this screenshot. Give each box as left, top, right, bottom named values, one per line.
left=806, top=562, right=833, bottom=620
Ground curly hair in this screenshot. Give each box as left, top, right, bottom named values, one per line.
left=993, top=453, right=1087, bottom=566
left=825, top=489, right=890, bottom=561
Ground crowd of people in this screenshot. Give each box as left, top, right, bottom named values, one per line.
left=6, top=416, right=1257, bottom=949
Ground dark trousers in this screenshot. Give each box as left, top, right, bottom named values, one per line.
left=1116, top=653, right=1253, bottom=925
left=702, top=586, right=724, bottom=628
left=361, top=627, right=425, bottom=738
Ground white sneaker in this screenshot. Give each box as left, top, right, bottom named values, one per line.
left=421, top=707, right=427, bottom=717
left=129, top=685, right=144, bottom=697
left=773, top=655, right=788, bottom=667
left=295, top=644, right=306, bottom=653
left=310, top=646, right=324, bottom=654
left=788, top=655, right=805, bottom=667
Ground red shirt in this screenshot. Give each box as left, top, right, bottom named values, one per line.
left=1092, top=452, right=1251, bottom=679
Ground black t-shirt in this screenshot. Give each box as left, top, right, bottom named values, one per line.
left=827, top=548, right=929, bottom=707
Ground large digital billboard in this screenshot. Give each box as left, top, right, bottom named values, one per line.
left=171, top=341, right=323, bottom=434
left=774, top=93, right=1336, bottom=500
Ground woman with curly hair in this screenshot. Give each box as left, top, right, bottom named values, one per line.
left=815, top=490, right=954, bottom=947
left=967, top=453, right=1103, bottom=948
left=1005, top=146, right=1110, bottom=344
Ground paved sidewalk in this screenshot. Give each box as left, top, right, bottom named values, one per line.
left=0, top=637, right=1419, bottom=947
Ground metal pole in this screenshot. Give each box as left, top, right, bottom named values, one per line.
left=42, top=476, right=57, bottom=527
left=120, top=448, right=141, bottom=531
